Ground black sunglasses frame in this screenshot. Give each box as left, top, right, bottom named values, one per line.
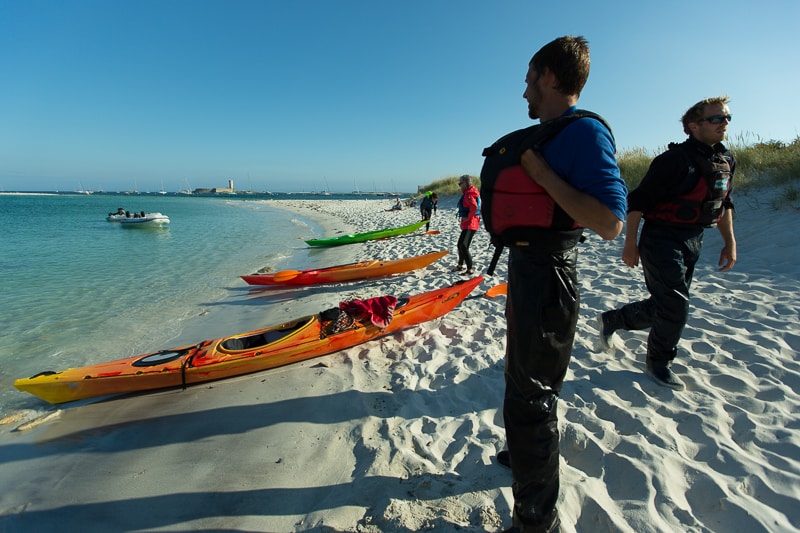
left=701, top=114, right=732, bottom=125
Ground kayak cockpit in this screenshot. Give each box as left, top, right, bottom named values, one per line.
left=220, top=317, right=314, bottom=351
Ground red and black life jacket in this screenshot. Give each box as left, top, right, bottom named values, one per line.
left=479, top=110, right=612, bottom=274
left=644, top=143, right=733, bottom=227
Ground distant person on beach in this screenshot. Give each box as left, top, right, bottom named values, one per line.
left=598, top=96, right=737, bottom=391
left=494, top=36, right=627, bottom=533
left=391, top=198, right=402, bottom=211
left=420, top=191, right=438, bottom=231
left=453, top=176, right=480, bottom=275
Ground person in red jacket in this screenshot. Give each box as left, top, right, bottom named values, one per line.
left=453, top=175, right=481, bottom=275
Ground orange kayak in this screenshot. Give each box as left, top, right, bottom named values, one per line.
left=15, top=276, right=484, bottom=404
left=241, top=250, right=448, bottom=286
left=485, top=282, right=507, bottom=297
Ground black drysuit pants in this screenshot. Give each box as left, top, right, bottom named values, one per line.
left=504, top=244, right=579, bottom=531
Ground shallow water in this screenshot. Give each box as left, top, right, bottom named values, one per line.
left=0, top=193, right=348, bottom=414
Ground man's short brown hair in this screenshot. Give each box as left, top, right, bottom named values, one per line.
left=530, top=35, right=591, bottom=97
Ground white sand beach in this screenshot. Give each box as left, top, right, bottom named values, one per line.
left=1, top=189, right=799, bottom=532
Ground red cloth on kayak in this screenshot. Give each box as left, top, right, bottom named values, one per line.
left=340, top=295, right=397, bottom=328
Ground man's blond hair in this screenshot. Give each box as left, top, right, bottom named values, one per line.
left=682, top=96, right=730, bottom=134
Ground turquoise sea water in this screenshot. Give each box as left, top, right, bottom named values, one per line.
left=0, top=193, right=349, bottom=415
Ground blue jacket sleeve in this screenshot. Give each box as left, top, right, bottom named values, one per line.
left=542, top=117, right=628, bottom=222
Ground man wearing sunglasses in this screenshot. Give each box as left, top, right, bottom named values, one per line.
left=598, top=96, right=737, bottom=391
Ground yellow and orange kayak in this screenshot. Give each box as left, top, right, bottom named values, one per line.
left=241, top=250, right=448, bottom=286
left=15, top=276, right=484, bottom=404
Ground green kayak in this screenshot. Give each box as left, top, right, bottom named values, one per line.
left=306, top=220, right=429, bottom=247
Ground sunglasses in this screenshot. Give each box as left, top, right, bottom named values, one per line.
left=701, top=114, right=732, bottom=124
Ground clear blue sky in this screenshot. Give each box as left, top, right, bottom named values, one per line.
left=2, top=0, right=798, bottom=193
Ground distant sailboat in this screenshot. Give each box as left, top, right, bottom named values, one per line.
left=178, top=178, right=193, bottom=195
left=158, top=181, right=167, bottom=195
left=125, top=180, right=140, bottom=195
left=242, top=175, right=258, bottom=195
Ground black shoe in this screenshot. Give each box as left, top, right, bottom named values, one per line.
left=597, top=311, right=616, bottom=351
left=496, top=450, right=511, bottom=468
left=503, top=516, right=560, bottom=533
left=646, top=361, right=685, bottom=390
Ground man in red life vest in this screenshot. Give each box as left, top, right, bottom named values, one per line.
left=496, top=36, right=627, bottom=533
left=598, top=96, right=738, bottom=391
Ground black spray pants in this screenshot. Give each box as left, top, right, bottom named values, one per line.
left=456, top=228, right=476, bottom=270
left=504, top=244, right=579, bottom=531
left=421, top=209, right=433, bottom=231
left=613, top=223, right=703, bottom=362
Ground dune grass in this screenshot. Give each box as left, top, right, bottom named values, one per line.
left=618, top=134, right=800, bottom=190
left=618, top=135, right=800, bottom=207
left=421, top=135, right=800, bottom=206
left=416, top=176, right=480, bottom=198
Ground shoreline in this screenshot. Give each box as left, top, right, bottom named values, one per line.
left=168, top=200, right=366, bottom=348
left=2, top=189, right=799, bottom=532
